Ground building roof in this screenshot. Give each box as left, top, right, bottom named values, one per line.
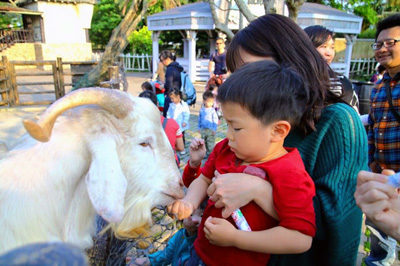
left=0, top=2, right=42, bottom=15
left=16, top=0, right=96, bottom=5
left=148, top=1, right=363, bottom=34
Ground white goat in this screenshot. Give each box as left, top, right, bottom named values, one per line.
left=0, top=88, right=184, bottom=254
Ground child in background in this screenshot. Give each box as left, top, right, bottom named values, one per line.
left=198, top=91, right=219, bottom=157
left=168, top=60, right=316, bottom=266
left=132, top=202, right=206, bottom=266
left=167, top=88, right=190, bottom=154
left=141, top=81, right=154, bottom=92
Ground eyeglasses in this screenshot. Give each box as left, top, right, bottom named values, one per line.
left=371, top=39, right=400, bottom=50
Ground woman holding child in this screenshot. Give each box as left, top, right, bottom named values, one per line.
left=181, top=14, right=367, bottom=266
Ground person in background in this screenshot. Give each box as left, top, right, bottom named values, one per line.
left=169, top=60, right=316, bottom=266
left=208, top=38, right=227, bottom=80
left=198, top=91, right=219, bottom=157
left=159, top=50, right=183, bottom=117
left=304, top=25, right=360, bottom=112
left=139, top=90, right=184, bottom=166
left=365, top=13, right=400, bottom=266
left=370, top=64, right=386, bottom=84
left=166, top=88, right=190, bottom=155
left=132, top=202, right=206, bottom=266
left=182, top=14, right=367, bottom=266
left=152, top=60, right=166, bottom=84
left=141, top=81, right=154, bottom=92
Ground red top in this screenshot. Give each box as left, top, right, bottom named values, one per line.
left=160, top=116, right=182, bottom=150
left=194, top=138, right=316, bottom=266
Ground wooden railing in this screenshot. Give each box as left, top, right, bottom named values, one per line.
left=0, top=29, right=34, bottom=52
left=0, top=56, right=98, bottom=107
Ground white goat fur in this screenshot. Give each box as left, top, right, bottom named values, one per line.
left=0, top=90, right=184, bottom=254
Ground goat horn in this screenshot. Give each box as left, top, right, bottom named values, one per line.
left=23, top=87, right=133, bottom=142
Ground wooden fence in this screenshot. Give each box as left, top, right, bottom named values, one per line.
left=0, top=56, right=97, bottom=107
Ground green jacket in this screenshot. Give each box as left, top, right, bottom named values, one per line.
left=269, top=103, right=368, bottom=266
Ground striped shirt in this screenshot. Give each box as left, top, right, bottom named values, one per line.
left=368, top=72, right=400, bottom=171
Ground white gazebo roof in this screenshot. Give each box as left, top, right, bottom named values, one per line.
left=147, top=2, right=214, bottom=31
left=148, top=2, right=363, bottom=34
left=297, top=3, right=363, bottom=34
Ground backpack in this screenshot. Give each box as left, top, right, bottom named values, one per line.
left=180, top=71, right=197, bottom=106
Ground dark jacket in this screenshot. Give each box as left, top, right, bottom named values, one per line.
left=164, top=62, right=184, bottom=94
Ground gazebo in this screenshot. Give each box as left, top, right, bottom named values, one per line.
left=147, top=1, right=363, bottom=81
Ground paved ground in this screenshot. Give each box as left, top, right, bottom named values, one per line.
left=0, top=71, right=396, bottom=265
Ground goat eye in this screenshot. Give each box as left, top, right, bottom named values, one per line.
left=140, top=142, right=150, bottom=147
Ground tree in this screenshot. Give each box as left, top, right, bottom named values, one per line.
left=74, top=0, right=188, bottom=89
left=208, top=0, right=304, bottom=41
left=128, top=25, right=153, bottom=54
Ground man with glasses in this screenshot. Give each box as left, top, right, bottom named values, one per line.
left=208, top=38, right=227, bottom=79
left=364, top=13, right=400, bottom=266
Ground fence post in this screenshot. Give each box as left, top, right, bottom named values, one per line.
left=7, top=58, right=18, bottom=105
left=57, top=57, right=65, bottom=97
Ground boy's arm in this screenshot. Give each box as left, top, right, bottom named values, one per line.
left=204, top=218, right=312, bottom=254
left=168, top=174, right=210, bottom=220
left=148, top=231, right=181, bottom=265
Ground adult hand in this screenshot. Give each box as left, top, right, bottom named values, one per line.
left=189, top=138, right=206, bottom=167
left=355, top=170, right=400, bottom=241
left=207, top=171, right=276, bottom=219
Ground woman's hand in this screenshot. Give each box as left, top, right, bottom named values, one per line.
left=204, top=217, right=237, bottom=246
left=207, top=171, right=277, bottom=219
left=355, top=170, right=400, bottom=241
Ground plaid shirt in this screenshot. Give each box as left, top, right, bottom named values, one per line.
left=368, top=72, right=400, bottom=171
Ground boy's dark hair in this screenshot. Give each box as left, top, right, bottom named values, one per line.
left=376, top=13, right=400, bottom=40
left=141, top=81, right=153, bottom=92
left=304, top=25, right=334, bottom=48
left=159, top=50, right=176, bottom=62
left=138, top=90, right=158, bottom=106
left=202, top=91, right=214, bottom=101
left=217, top=60, right=309, bottom=128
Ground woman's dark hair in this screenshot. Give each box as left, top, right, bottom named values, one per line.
left=218, top=60, right=309, bottom=129
left=376, top=13, right=400, bottom=40
left=138, top=90, right=158, bottom=106
left=304, top=25, right=334, bottom=48
left=159, top=50, right=176, bottom=62
left=141, top=81, right=154, bottom=92
left=226, top=14, right=340, bottom=135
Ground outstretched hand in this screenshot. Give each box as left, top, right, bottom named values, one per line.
left=355, top=170, right=400, bottom=241
left=167, top=199, right=195, bottom=220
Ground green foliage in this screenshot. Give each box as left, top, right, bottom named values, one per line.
left=127, top=26, right=153, bottom=54
left=89, top=0, right=122, bottom=50
left=359, top=28, right=376, bottom=39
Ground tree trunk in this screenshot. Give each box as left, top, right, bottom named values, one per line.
left=209, top=0, right=235, bottom=41
left=234, top=0, right=256, bottom=22
left=73, top=0, right=147, bottom=90
left=285, top=0, right=304, bottom=22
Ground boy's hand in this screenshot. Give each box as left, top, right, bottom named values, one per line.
left=203, top=217, right=237, bottom=246
left=132, top=257, right=150, bottom=266
left=167, top=200, right=195, bottom=220
left=189, top=138, right=207, bottom=167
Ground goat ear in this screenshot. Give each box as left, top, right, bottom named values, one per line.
left=85, top=134, right=127, bottom=223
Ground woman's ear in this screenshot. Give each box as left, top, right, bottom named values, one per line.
left=271, top=121, right=291, bottom=142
